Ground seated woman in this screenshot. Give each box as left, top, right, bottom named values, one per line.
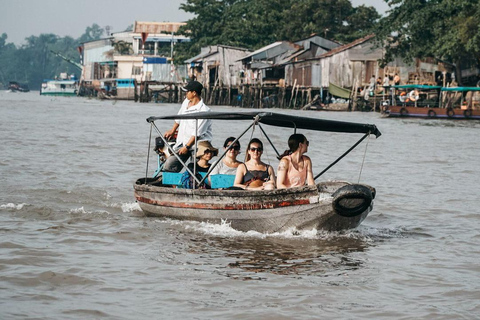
left=183, top=140, right=218, bottom=189
left=276, top=134, right=315, bottom=189
left=210, top=137, right=242, bottom=175
left=234, top=138, right=276, bottom=191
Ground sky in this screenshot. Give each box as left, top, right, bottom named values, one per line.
left=0, top=0, right=389, bottom=46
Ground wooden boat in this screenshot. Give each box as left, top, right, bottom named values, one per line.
left=381, top=85, right=480, bottom=120
left=134, top=111, right=382, bottom=233
left=7, top=81, right=30, bottom=92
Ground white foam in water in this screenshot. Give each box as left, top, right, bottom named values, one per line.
left=155, top=218, right=377, bottom=241
left=0, top=203, right=27, bottom=210
left=69, top=206, right=88, bottom=214
left=121, top=202, right=141, bottom=212
left=180, top=219, right=324, bottom=239
left=68, top=207, right=110, bottom=216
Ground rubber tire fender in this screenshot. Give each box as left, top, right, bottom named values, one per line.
left=332, top=184, right=374, bottom=217
left=447, top=108, right=455, bottom=118
left=428, top=109, right=436, bottom=118
left=464, top=109, right=472, bottom=118
left=400, top=107, right=408, bottom=116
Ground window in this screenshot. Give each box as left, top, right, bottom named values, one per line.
left=132, top=66, right=142, bottom=75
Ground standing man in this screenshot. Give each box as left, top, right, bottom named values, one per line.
left=393, top=73, right=401, bottom=86
left=163, top=80, right=212, bottom=172
left=383, top=74, right=390, bottom=87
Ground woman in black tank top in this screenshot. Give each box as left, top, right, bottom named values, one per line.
left=233, top=138, right=276, bottom=190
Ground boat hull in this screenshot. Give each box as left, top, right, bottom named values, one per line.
left=134, top=180, right=374, bottom=233
left=40, top=91, right=77, bottom=96
left=382, top=105, right=480, bottom=120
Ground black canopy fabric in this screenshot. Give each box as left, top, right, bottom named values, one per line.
left=147, top=111, right=381, bottom=138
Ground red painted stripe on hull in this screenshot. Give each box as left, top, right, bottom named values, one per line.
left=135, top=195, right=312, bottom=210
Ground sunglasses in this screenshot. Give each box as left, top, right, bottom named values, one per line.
left=227, top=144, right=240, bottom=151
left=249, top=147, right=263, bottom=152
left=304, top=140, right=310, bottom=146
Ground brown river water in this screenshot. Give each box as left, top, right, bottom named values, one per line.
left=0, top=91, right=479, bottom=319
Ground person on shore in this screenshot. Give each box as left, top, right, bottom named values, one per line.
left=393, top=73, right=401, bottom=86
left=183, top=141, right=218, bottom=189
left=383, top=75, right=390, bottom=87
left=276, top=134, right=315, bottom=189
left=234, top=138, right=275, bottom=191
left=163, top=81, right=212, bottom=172
left=210, top=137, right=242, bottom=176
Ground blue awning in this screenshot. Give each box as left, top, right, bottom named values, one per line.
left=143, top=57, right=168, bottom=64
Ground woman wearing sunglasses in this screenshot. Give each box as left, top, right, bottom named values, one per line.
left=210, top=137, right=243, bottom=175
left=276, top=134, right=315, bottom=189
left=234, top=138, right=276, bottom=191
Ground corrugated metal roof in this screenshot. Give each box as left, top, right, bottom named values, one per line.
left=184, top=50, right=218, bottom=64
left=134, top=21, right=186, bottom=34
left=240, top=41, right=285, bottom=60
left=276, top=48, right=309, bottom=65
left=317, top=34, right=376, bottom=58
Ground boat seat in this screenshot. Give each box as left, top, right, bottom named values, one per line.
left=162, top=172, right=184, bottom=186
left=210, top=174, right=236, bottom=189
left=162, top=171, right=207, bottom=186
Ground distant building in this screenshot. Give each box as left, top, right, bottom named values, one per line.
left=80, top=21, right=191, bottom=85
left=239, top=41, right=300, bottom=86
left=185, top=45, right=251, bottom=87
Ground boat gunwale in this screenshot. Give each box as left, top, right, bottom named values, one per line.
left=134, top=181, right=321, bottom=197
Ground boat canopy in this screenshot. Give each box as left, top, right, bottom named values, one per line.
left=441, top=87, right=480, bottom=92
left=386, top=85, right=442, bottom=90
left=147, top=111, right=381, bottom=138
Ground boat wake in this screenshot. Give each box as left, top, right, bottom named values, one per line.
left=160, top=217, right=386, bottom=241
left=0, top=203, right=27, bottom=210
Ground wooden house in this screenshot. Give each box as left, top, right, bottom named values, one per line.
left=185, top=45, right=251, bottom=87
left=283, top=34, right=454, bottom=91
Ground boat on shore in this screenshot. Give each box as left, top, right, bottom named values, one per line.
left=96, top=78, right=137, bottom=100
left=302, top=94, right=350, bottom=111
left=134, top=111, right=381, bottom=233
left=40, top=73, right=78, bottom=96
left=381, top=85, right=480, bottom=120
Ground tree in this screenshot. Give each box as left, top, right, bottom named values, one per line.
left=375, top=0, right=480, bottom=84
left=0, top=33, right=19, bottom=87
left=342, top=5, right=381, bottom=43
left=278, top=0, right=355, bottom=42
left=174, top=0, right=380, bottom=64
left=77, top=23, right=105, bottom=43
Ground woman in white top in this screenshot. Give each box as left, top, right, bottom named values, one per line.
left=210, top=137, right=242, bottom=175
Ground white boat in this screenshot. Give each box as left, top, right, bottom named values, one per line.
left=40, top=73, right=79, bottom=96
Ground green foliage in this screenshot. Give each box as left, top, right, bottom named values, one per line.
left=376, top=0, right=480, bottom=76
left=77, top=23, right=105, bottom=43
left=0, top=24, right=105, bottom=90
left=112, top=40, right=133, bottom=55
left=174, top=0, right=380, bottom=64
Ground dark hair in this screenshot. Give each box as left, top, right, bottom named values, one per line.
left=223, top=136, right=241, bottom=149
left=246, top=138, right=263, bottom=161
left=277, top=134, right=307, bottom=160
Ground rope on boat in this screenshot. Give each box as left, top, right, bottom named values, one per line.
left=259, top=125, right=273, bottom=169
left=148, top=121, right=202, bottom=185
left=199, top=116, right=261, bottom=186
left=357, top=133, right=371, bottom=183
left=244, top=119, right=257, bottom=163
left=314, top=132, right=370, bottom=180
left=258, top=124, right=280, bottom=158
left=145, top=123, right=154, bottom=183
